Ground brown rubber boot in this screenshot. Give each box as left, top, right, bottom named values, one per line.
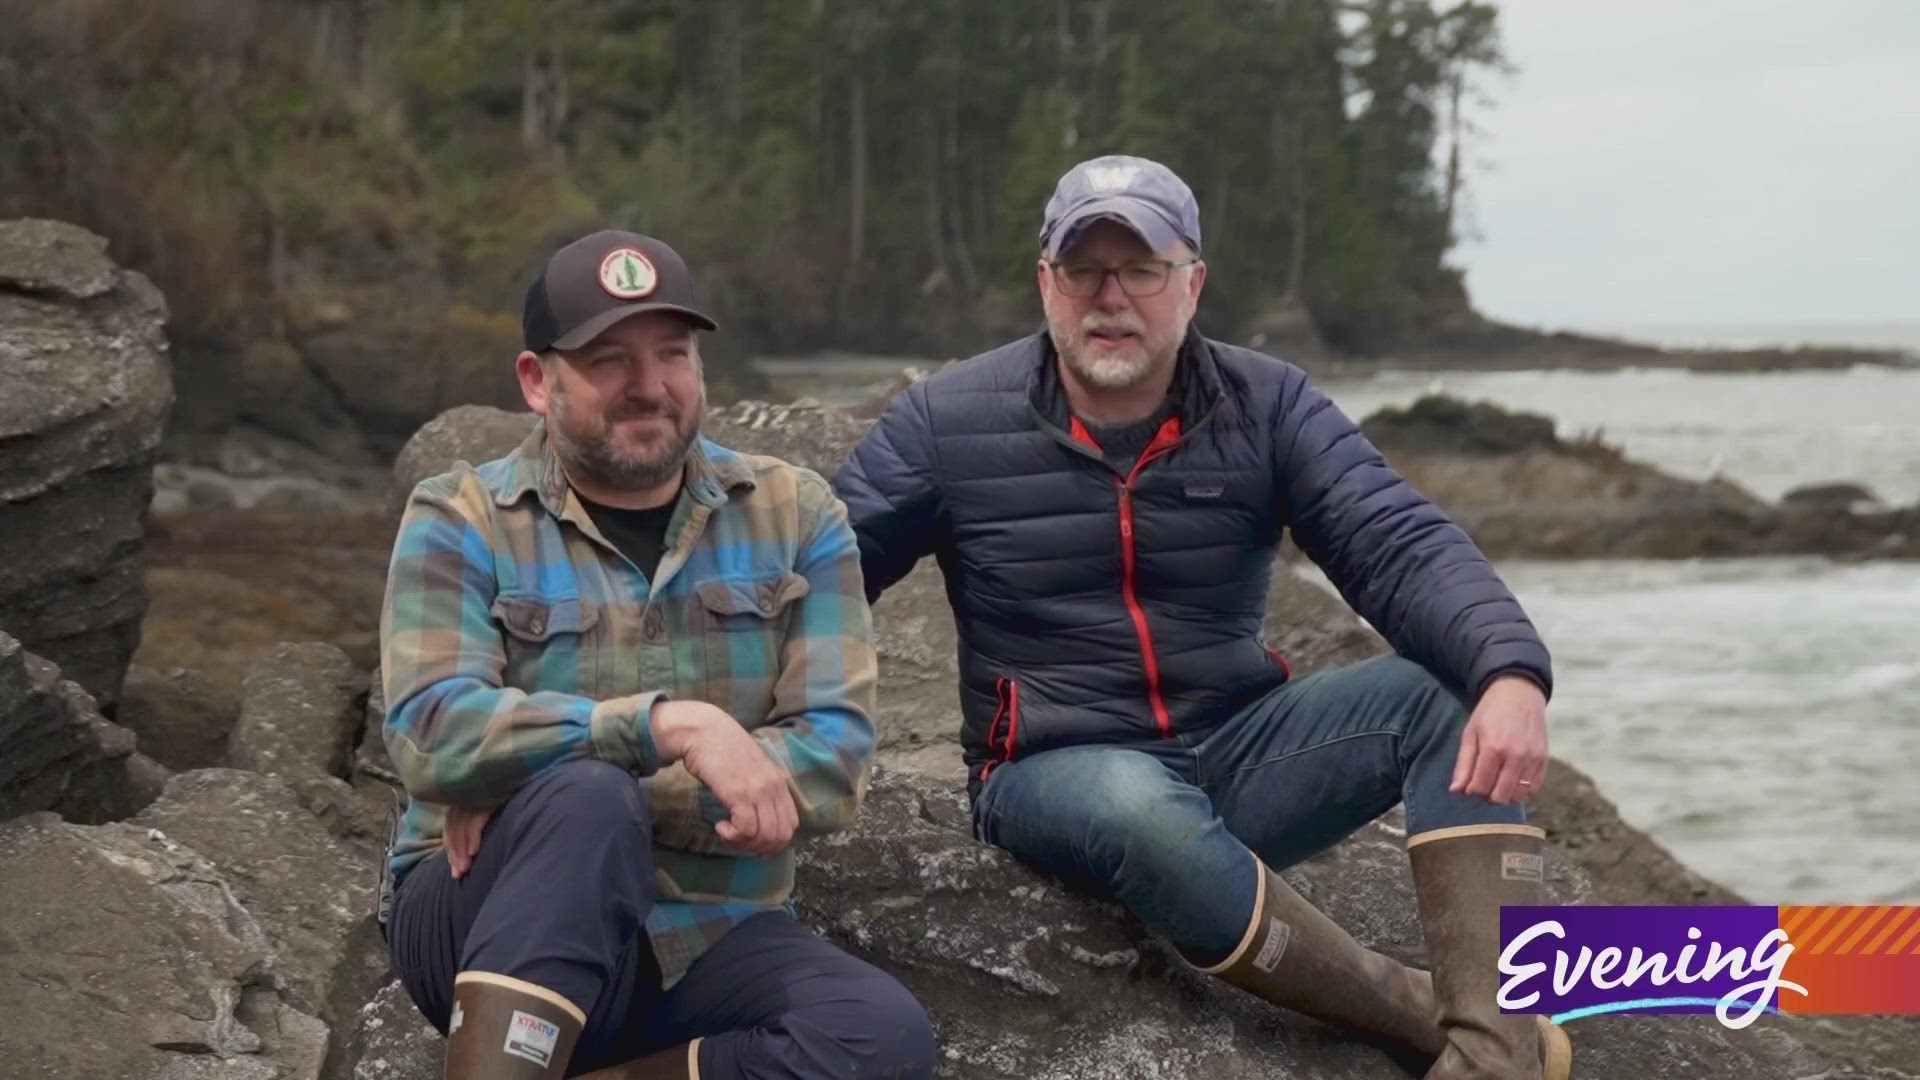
left=1187, top=855, right=1448, bottom=1061
left=571, top=1040, right=700, bottom=1079
left=1408, top=824, right=1574, bottom=1080
left=443, top=972, right=585, bottom=1079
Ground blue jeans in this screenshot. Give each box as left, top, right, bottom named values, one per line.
left=971, top=655, right=1526, bottom=962
left=389, top=759, right=937, bottom=1079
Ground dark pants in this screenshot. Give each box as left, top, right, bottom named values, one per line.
left=388, top=759, right=937, bottom=1079
left=972, top=655, right=1527, bottom=963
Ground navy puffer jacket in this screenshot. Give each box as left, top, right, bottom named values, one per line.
left=830, top=325, right=1552, bottom=798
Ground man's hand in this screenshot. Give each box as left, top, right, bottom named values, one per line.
left=445, top=804, right=491, bottom=880
left=651, top=700, right=799, bottom=856
left=1450, top=673, right=1550, bottom=804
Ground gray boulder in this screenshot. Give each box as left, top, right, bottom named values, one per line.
left=701, top=397, right=879, bottom=479
left=116, top=664, right=243, bottom=771
left=359, top=666, right=393, bottom=781
left=132, top=770, right=386, bottom=1028
left=1779, top=481, right=1883, bottom=514
left=791, top=768, right=1909, bottom=1079
left=335, top=981, right=443, bottom=1080
left=325, top=765, right=1920, bottom=1079
left=387, top=404, right=535, bottom=518
left=227, top=642, right=367, bottom=784
left=0, top=218, right=174, bottom=709
left=0, top=631, right=166, bottom=825
left=0, top=812, right=328, bottom=1079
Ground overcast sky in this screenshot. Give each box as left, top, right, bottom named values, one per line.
left=1452, top=0, right=1919, bottom=341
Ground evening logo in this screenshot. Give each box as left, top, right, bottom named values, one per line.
left=1500, top=905, right=1920, bottom=1027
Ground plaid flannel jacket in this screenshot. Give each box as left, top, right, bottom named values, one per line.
left=378, top=422, right=878, bottom=987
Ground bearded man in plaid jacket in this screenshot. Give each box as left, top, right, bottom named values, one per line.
left=377, top=230, right=935, bottom=1080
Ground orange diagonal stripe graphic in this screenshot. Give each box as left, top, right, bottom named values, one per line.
left=1792, top=905, right=1848, bottom=952
left=1864, top=908, right=1920, bottom=956
left=1780, top=905, right=1820, bottom=938
left=1890, top=912, right=1920, bottom=956
left=1809, top=906, right=1873, bottom=955
left=1835, top=905, right=1896, bottom=955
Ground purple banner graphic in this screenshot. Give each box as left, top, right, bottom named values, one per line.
left=1499, top=906, right=1801, bottom=1027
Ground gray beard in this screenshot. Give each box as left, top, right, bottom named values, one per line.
left=1061, top=345, right=1157, bottom=389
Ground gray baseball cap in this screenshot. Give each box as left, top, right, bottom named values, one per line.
left=1039, top=155, right=1202, bottom=259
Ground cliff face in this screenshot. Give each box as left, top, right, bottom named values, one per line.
left=0, top=219, right=174, bottom=709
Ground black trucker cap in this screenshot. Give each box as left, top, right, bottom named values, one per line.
left=522, top=230, right=719, bottom=353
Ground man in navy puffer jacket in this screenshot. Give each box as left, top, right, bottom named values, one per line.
left=832, top=155, right=1572, bottom=1079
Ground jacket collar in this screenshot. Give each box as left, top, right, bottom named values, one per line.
left=493, top=421, right=755, bottom=520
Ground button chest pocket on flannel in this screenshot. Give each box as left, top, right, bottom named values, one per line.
left=692, top=572, right=810, bottom=715
left=491, top=594, right=601, bottom=687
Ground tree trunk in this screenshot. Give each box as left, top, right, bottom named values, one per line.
left=1056, top=0, right=1074, bottom=91
left=521, top=52, right=542, bottom=152
left=848, top=71, right=868, bottom=270
left=1443, top=73, right=1463, bottom=239
left=946, top=100, right=982, bottom=293
left=925, top=116, right=951, bottom=285
left=310, top=5, right=332, bottom=78
left=1276, top=110, right=1308, bottom=301
left=1287, top=184, right=1308, bottom=303
left=552, top=47, right=570, bottom=163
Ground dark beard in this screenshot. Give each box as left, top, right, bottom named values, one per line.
left=549, top=397, right=702, bottom=491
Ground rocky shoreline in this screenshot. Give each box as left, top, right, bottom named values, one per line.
left=1358, top=396, right=1920, bottom=561
left=8, top=218, right=1920, bottom=1077
left=1308, top=312, right=1917, bottom=376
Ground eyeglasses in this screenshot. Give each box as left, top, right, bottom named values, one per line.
left=1047, top=258, right=1198, bottom=299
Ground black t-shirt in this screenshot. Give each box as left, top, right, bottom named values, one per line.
left=579, top=496, right=677, bottom=581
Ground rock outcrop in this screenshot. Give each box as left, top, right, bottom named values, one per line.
left=337, top=981, right=442, bottom=1080
left=1363, top=395, right=1920, bottom=560
left=386, top=404, right=537, bottom=519
left=0, top=631, right=166, bottom=826
left=323, top=755, right=1920, bottom=1078
left=783, top=767, right=1901, bottom=1080
left=116, top=664, right=244, bottom=772
left=226, top=642, right=368, bottom=785
left=0, top=218, right=175, bottom=709
left=133, top=769, right=389, bottom=1070
left=1347, top=310, right=1913, bottom=374
left=0, top=812, right=329, bottom=1080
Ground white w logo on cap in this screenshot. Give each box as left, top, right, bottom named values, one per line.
left=1085, top=166, right=1140, bottom=193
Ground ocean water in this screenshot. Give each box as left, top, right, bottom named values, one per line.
left=1472, top=558, right=1920, bottom=904
left=1307, top=363, right=1920, bottom=903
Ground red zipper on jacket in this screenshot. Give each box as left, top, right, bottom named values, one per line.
left=980, top=676, right=1020, bottom=782
left=1071, top=415, right=1182, bottom=737
left=1003, top=680, right=1021, bottom=761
